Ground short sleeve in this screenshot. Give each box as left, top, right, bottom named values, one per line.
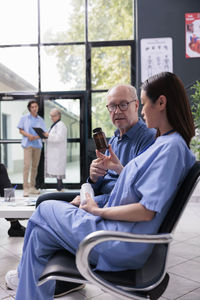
left=17, top=116, right=25, bottom=129
left=135, top=144, right=185, bottom=213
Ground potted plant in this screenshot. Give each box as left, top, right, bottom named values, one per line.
left=190, top=80, right=200, bottom=159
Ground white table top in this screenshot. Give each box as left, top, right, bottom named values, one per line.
left=0, top=197, right=36, bottom=218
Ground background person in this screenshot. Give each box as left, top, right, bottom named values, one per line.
left=5, top=72, right=196, bottom=300
left=44, top=108, right=67, bottom=192
left=17, top=100, right=47, bottom=197
left=0, top=163, right=25, bottom=237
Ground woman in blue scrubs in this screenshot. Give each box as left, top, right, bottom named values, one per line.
left=6, top=72, right=196, bottom=300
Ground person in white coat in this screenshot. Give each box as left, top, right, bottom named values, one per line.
left=45, top=108, right=67, bottom=191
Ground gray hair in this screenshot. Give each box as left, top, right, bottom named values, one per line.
left=107, top=84, right=138, bottom=101
left=50, top=108, right=61, bottom=117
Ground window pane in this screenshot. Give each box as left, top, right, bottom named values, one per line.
left=88, top=0, right=133, bottom=41
left=40, top=0, right=85, bottom=43
left=0, top=100, right=29, bottom=139
left=1, top=144, right=24, bottom=184
left=91, top=46, right=131, bottom=90
left=67, top=142, right=80, bottom=183
left=0, top=0, right=37, bottom=45
left=45, top=142, right=80, bottom=184
left=41, top=45, right=85, bottom=91
left=92, top=92, right=115, bottom=137
left=44, top=99, right=80, bottom=138
left=0, top=47, right=38, bottom=92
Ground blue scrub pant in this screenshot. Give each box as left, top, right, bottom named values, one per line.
left=15, top=200, right=98, bottom=300
left=16, top=222, right=60, bottom=300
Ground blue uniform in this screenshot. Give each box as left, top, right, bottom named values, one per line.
left=18, top=113, right=46, bottom=149
left=15, top=132, right=195, bottom=300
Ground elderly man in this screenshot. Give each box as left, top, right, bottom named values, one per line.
left=45, top=108, right=67, bottom=191
left=35, top=84, right=156, bottom=298
left=88, top=84, right=156, bottom=204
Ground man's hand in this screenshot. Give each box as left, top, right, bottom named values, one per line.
left=96, top=145, right=123, bottom=174
left=89, top=157, right=107, bottom=183
left=28, top=134, right=38, bottom=141
left=19, top=128, right=40, bottom=141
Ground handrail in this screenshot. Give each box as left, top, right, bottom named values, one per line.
left=76, top=231, right=172, bottom=300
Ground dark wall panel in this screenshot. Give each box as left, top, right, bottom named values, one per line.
left=135, top=0, right=200, bottom=90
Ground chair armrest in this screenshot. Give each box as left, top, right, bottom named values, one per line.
left=76, top=230, right=172, bottom=300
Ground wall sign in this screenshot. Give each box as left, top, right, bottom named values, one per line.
left=185, top=12, right=200, bottom=58
left=140, top=37, right=173, bottom=82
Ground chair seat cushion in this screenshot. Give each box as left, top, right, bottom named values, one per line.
left=40, top=243, right=168, bottom=289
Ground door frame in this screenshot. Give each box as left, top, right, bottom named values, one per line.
left=0, top=91, right=88, bottom=189
left=38, top=91, right=88, bottom=189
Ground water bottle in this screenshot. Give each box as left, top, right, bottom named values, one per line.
left=80, top=183, right=94, bottom=205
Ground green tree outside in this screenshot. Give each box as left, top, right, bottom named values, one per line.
left=42, top=0, right=134, bottom=137
left=190, top=80, right=200, bottom=159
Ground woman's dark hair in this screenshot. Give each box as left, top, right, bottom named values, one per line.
left=141, top=72, right=195, bottom=147
left=27, top=100, right=39, bottom=112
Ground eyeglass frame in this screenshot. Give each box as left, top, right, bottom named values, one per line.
left=49, top=114, right=59, bottom=118
left=106, top=99, right=137, bottom=112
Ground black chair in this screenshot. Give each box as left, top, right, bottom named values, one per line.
left=38, top=161, right=200, bottom=300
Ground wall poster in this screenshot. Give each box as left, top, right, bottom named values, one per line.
left=140, top=37, right=173, bottom=83
left=185, top=12, right=200, bottom=58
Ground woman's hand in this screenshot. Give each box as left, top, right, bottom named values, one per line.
left=80, top=193, right=155, bottom=222
left=70, top=195, right=81, bottom=207
left=96, top=144, right=123, bottom=174
left=80, top=193, right=100, bottom=215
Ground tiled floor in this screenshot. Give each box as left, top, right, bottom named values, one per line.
left=0, top=189, right=200, bottom=300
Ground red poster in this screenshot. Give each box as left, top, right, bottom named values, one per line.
left=185, top=12, right=200, bottom=58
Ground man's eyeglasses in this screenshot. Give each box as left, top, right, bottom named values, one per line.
left=106, top=100, right=136, bottom=112
left=49, top=114, right=58, bottom=118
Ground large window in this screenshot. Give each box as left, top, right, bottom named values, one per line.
left=40, top=45, right=86, bottom=91
left=88, top=0, right=133, bottom=41
left=91, top=46, right=131, bottom=90
left=0, top=0, right=135, bottom=188
left=0, top=0, right=38, bottom=45
left=40, top=0, right=85, bottom=43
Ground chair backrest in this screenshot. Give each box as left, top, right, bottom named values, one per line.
left=159, top=161, right=200, bottom=233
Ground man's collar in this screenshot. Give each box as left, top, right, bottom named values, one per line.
left=29, top=113, right=38, bottom=118
left=114, top=118, right=145, bottom=140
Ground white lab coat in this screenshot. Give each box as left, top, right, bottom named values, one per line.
left=45, top=120, right=67, bottom=178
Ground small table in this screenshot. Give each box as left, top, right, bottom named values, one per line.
left=0, top=197, right=36, bottom=218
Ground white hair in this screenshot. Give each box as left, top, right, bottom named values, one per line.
left=107, top=84, right=138, bottom=101
left=50, top=108, right=61, bottom=117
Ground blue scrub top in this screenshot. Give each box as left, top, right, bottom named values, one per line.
left=17, top=113, right=46, bottom=149
left=30, top=132, right=195, bottom=272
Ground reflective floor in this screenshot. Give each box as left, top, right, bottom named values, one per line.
left=0, top=188, right=200, bottom=300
